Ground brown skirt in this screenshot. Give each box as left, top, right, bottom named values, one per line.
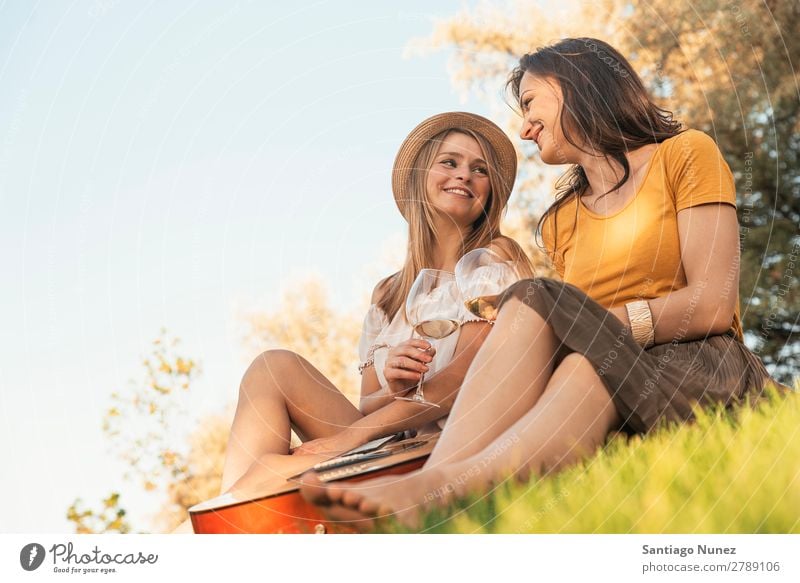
left=497, top=278, right=776, bottom=435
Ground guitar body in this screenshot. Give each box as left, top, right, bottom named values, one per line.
left=189, top=434, right=437, bottom=534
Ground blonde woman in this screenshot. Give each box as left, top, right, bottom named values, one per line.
left=215, top=112, right=532, bottom=497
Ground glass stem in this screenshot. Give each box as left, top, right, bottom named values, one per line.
left=412, top=331, right=427, bottom=401
left=416, top=372, right=426, bottom=401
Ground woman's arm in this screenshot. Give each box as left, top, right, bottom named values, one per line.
left=358, top=275, right=397, bottom=412
left=360, top=238, right=523, bottom=415
left=350, top=320, right=493, bottom=442
left=359, top=338, right=434, bottom=415
left=359, top=368, right=387, bottom=414
left=609, top=203, right=740, bottom=343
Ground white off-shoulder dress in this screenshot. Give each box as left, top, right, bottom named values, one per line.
left=357, top=277, right=491, bottom=429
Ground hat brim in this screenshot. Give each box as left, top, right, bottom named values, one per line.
left=391, top=112, right=518, bottom=219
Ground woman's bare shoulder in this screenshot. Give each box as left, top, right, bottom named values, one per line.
left=487, top=236, right=518, bottom=261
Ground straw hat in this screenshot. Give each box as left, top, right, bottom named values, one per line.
left=391, top=112, right=517, bottom=218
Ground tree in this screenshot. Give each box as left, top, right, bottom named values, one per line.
left=155, top=412, right=229, bottom=532
left=66, top=493, right=131, bottom=534
left=413, top=0, right=799, bottom=380
left=240, top=276, right=364, bottom=404
left=157, top=278, right=364, bottom=529
left=68, top=279, right=365, bottom=533
left=102, top=330, right=200, bottom=492
left=67, top=330, right=200, bottom=533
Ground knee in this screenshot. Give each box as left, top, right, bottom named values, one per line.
left=500, top=277, right=568, bottom=311
left=557, top=352, right=593, bottom=373
left=509, top=276, right=565, bottom=294
left=241, top=349, right=299, bottom=392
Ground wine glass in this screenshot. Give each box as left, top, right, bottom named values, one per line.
left=396, top=269, right=461, bottom=408
left=455, top=248, right=522, bottom=322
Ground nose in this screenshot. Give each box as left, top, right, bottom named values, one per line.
left=453, top=162, right=470, bottom=181
left=520, top=118, right=535, bottom=141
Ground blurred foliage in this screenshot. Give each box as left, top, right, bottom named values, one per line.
left=388, top=382, right=800, bottom=533
left=241, top=276, right=363, bottom=405
left=66, top=493, right=131, bottom=534
left=502, top=211, right=558, bottom=278
left=68, top=330, right=202, bottom=533
left=102, top=329, right=200, bottom=491
left=155, top=413, right=229, bottom=532
left=68, top=279, right=363, bottom=533
left=414, top=0, right=800, bottom=381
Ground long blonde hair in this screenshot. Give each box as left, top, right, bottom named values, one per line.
left=378, top=128, right=533, bottom=320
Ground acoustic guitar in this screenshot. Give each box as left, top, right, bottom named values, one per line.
left=189, top=432, right=438, bottom=534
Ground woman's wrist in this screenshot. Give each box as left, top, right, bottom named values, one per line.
left=387, top=380, right=416, bottom=398
left=609, top=306, right=630, bottom=327
left=339, top=424, right=375, bottom=448
left=625, top=300, right=655, bottom=348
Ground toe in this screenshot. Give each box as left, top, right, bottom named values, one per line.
left=321, top=504, right=377, bottom=532
left=340, top=489, right=364, bottom=509
left=298, top=472, right=333, bottom=506
left=358, top=496, right=383, bottom=516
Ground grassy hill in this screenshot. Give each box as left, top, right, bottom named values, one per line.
left=390, top=382, right=800, bottom=534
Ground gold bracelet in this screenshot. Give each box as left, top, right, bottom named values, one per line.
left=625, top=300, right=655, bottom=348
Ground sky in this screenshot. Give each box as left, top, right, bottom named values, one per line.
left=0, top=0, right=528, bottom=532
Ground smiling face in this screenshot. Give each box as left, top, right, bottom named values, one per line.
left=424, top=131, right=491, bottom=228
left=518, top=72, right=581, bottom=165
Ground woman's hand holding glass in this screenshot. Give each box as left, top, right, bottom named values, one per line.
left=456, top=248, right=523, bottom=322
left=383, top=339, right=437, bottom=397
left=397, top=269, right=461, bottom=407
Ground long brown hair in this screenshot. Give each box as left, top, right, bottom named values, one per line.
left=378, top=128, right=532, bottom=320
left=506, top=38, right=682, bottom=258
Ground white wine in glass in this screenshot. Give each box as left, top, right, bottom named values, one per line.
left=413, top=318, right=460, bottom=339
left=462, top=295, right=501, bottom=321
left=456, top=248, right=523, bottom=322
left=398, top=269, right=461, bottom=408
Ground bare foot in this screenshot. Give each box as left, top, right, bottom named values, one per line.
left=300, top=466, right=461, bottom=531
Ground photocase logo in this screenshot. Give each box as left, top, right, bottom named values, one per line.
left=20, top=543, right=46, bottom=571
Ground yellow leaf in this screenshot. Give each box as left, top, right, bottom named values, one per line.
left=175, top=357, right=193, bottom=375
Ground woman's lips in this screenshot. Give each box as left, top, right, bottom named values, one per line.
left=531, top=124, right=543, bottom=146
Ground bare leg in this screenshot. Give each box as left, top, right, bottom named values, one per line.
left=221, top=349, right=363, bottom=492
left=302, top=352, right=621, bottom=529
left=428, top=295, right=559, bottom=465
left=442, top=352, right=621, bottom=487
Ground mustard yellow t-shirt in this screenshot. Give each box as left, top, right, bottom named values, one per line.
left=541, top=129, right=742, bottom=340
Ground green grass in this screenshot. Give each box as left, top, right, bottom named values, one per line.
left=386, top=382, right=800, bottom=533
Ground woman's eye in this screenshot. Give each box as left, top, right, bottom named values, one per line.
left=473, top=166, right=488, bottom=175
left=522, top=98, right=533, bottom=112
left=440, top=159, right=456, bottom=167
